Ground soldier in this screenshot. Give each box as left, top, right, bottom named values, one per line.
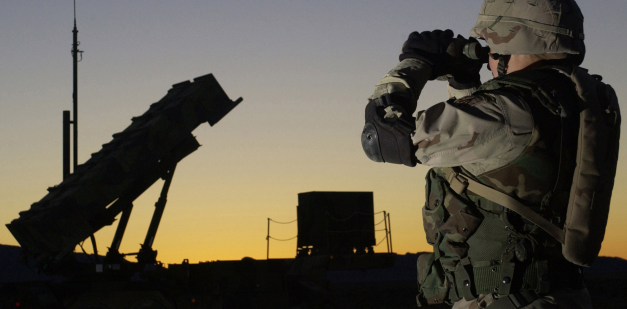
left=362, top=0, right=620, bottom=308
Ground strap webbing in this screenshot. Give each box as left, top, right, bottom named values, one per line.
left=458, top=262, right=539, bottom=296
left=497, top=56, right=508, bottom=77
left=445, top=169, right=565, bottom=244
left=488, top=291, right=539, bottom=309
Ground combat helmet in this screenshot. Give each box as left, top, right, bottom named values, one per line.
left=470, top=0, right=585, bottom=62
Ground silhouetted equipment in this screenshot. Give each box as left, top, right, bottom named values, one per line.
left=72, top=1, right=81, bottom=172
left=296, top=192, right=376, bottom=256
left=7, top=73, right=242, bottom=264
left=63, top=111, right=71, bottom=180
left=63, top=1, right=83, bottom=181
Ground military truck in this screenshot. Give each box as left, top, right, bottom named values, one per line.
left=2, top=75, right=415, bottom=309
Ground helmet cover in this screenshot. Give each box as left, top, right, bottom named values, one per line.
left=470, top=0, right=585, bottom=56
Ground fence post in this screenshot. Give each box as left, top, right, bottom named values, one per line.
left=266, top=218, right=270, bottom=260
left=387, top=213, right=393, bottom=253
left=383, top=211, right=390, bottom=253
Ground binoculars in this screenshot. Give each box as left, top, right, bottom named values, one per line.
left=449, top=38, right=490, bottom=63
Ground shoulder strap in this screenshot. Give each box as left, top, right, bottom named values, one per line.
left=441, top=168, right=566, bottom=244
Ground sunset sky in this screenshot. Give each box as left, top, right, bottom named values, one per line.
left=1, top=1, right=626, bottom=265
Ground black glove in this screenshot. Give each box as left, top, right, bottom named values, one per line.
left=400, top=30, right=483, bottom=85
left=399, top=29, right=455, bottom=80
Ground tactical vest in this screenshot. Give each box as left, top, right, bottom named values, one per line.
left=417, top=68, right=600, bottom=306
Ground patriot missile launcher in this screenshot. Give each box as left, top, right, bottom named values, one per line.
left=7, top=73, right=242, bottom=266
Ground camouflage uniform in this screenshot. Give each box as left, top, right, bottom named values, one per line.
left=414, top=79, right=533, bottom=174
left=364, top=1, right=602, bottom=308
left=401, top=58, right=592, bottom=309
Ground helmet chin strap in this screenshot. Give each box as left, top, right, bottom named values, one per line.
left=497, top=55, right=510, bottom=76
left=489, top=52, right=511, bottom=77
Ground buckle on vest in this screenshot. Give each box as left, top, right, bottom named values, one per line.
left=448, top=172, right=469, bottom=195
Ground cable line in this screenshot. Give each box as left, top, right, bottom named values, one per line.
left=269, top=218, right=297, bottom=224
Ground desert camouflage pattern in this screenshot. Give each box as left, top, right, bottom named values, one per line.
left=369, top=58, right=434, bottom=121
left=470, top=68, right=581, bottom=209
left=413, top=89, right=534, bottom=176
left=447, top=84, right=476, bottom=100
left=470, top=0, right=585, bottom=55
left=372, top=58, right=433, bottom=102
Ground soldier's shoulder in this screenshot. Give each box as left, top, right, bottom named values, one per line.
left=451, top=93, right=496, bottom=107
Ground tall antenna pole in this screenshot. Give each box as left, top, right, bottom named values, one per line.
left=71, top=0, right=82, bottom=171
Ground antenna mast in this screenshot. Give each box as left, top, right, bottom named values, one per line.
left=65, top=0, right=83, bottom=179
left=72, top=0, right=82, bottom=171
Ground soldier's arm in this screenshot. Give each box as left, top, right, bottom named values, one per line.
left=370, top=58, right=433, bottom=117
left=361, top=30, right=487, bottom=167
left=412, top=90, right=534, bottom=175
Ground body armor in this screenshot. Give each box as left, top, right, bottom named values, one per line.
left=417, top=68, right=584, bottom=306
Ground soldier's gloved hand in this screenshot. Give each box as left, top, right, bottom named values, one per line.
left=400, top=29, right=456, bottom=80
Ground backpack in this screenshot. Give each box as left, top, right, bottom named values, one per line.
left=562, top=66, right=620, bottom=266
left=470, top=66, right=621, bottom=267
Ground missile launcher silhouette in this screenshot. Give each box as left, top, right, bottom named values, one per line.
left=7, top=74, right=242, bottom=264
